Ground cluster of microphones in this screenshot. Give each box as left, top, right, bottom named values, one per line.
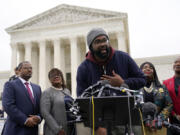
left=142, top=102, right=180, bottom=133
left=142, top=102, right=163, bottom=129
left=64, top=81, right=180, bottom=134
left=80, top=80, right=135, bottom=97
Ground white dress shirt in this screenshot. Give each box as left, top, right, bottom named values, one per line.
left=19, top=77, right=34, bottom=98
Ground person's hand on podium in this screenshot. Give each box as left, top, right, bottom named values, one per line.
left=96, top=127, right=107, bottom=135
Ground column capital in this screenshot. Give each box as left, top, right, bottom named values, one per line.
left=23, top=42, right=32, bottom=50
left=70, top=36, right=77, bottom=43
left=10, top=42, right=18, bottom=49
left=52, top=38, right=61, bottom=46
left=25, top=41, right=32, bottom=45
left=38, top=40, right=46, bottom=46
left=52, top=37, right=60, bottom=41
left=116, top=31, right=125, bottom=37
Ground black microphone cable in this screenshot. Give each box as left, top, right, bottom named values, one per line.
left=127, top=93, right=134, bottom=135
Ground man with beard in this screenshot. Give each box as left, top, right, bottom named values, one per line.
left=76, top=28, right=146, bottom=135
left=2, top=61, right=42, bottom=135
left=163, top=56, right=180, bottom=135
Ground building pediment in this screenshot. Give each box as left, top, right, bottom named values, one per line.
left=6, top=4, right=127, bottom=32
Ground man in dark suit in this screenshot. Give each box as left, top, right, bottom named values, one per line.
left=2, top=61, right=42, bottom=135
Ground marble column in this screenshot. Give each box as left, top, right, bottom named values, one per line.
left=25, top=42, right=32, bottom=62
left=39, top=40, right=46, bottom=91
left=117, top=32, right=127, bottom=52
left=70, top=37, right=78, bottom=97
left=84, top=36, right=89, bottom=53
left=18, top=47, right=25, bottom=63
left=53, top=39, right=61, bottom=68
left=10, top=43, right=17, bottom=75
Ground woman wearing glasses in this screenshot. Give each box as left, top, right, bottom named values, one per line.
left=40, top=68, right=74, bottom=135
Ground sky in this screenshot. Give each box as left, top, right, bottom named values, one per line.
left=0, top=0, right=180, bottom=71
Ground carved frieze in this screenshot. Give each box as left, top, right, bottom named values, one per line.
left=6, top=4, right=127, bottom=31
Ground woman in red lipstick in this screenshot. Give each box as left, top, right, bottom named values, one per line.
left=140, top=62, right=173, bottom=135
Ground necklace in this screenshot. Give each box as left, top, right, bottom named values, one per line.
left=51, top=86, right=63, bottom=91
left=144, top=83, right=153, bottom=93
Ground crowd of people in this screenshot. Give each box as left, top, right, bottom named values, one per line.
left=1, top=28, right=180, bottom=135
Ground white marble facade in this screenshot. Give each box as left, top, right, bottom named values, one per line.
left=6, top=4, right=130, bottom=97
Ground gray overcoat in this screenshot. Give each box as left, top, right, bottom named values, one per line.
left=40, top=87, right=70, bottom=135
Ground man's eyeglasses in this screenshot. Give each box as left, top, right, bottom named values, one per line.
left=93, top=38, right=109, bottom=46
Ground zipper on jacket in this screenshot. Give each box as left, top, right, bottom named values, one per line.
left=102, top=65, right=106, bottom=75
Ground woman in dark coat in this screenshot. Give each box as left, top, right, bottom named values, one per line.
left=140, top=62, right=173, bottom=135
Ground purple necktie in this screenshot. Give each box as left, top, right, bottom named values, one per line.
left=24, top=82, right=34, bottom=104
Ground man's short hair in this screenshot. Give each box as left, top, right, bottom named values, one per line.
left=17, top=61, right=30, bottom=70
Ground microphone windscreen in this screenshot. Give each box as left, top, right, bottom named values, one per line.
left=142, top=102, right=157, bottom=116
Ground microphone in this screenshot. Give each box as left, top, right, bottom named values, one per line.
left=97, top=81, right=131, bottom=97
left=81, top=80, right=110, bottom=97
left=135, top=91, right=144, bottom=106
left=142, top=102, right=157, bottom=118
left=141, top=102, right=164, bottom=129
left=142, top=102, right=157, bottom=127
left=156, top=115, right=162, bottom=129
left=163, top=121, right=180, bottom=134
left=97, top=80, right=110, bottom=97
left=142, top=102, right=180, bottom=131
left=81, top=80, right=135, bottom=97
left=121, top=83, right=129, bottom=89
left=120, top=83, right=132, bottom=96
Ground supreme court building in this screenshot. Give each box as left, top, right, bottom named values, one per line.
left=6, top=4, right=130, bottom=97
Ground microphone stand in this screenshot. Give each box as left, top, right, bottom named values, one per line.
left=95, top=84, right=140, bottom=135
left=80, top=81, right=143, bottom=135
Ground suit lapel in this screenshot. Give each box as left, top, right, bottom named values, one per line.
left=31, top=83, right=37, bottom=105
left=16, top=78, right=35, bottom=105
